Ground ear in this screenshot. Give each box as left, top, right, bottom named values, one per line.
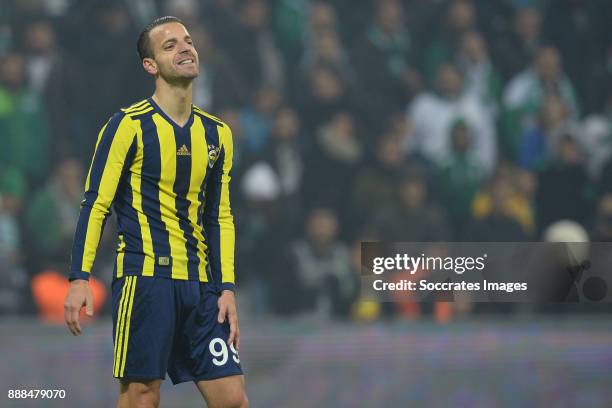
left=142, top=58, right=158, bottom=75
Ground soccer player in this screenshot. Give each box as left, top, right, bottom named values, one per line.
left=63, top=16, right=248, bottom=408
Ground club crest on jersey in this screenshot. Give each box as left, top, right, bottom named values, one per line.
left=208, top=145, right=220, bottom=168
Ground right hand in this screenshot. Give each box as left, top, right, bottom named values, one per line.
left=64, top=279, right=94, bottom=336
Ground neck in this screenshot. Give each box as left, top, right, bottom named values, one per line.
left=152, top=78, right=193, bottom=126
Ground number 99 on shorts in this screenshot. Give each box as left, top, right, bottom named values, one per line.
left=209, top=338, right=240, bottom=366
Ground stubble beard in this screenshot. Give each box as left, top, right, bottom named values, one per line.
left=158, top=63, right=199, bottom=87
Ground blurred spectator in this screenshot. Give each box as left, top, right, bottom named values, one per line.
left=23, top=18, right=81, bottom=160
left=223, top=0, right=285, bottom=95
left=353, top=0, right=420, bottom=121
left=456, top=31, right=502, bottom=116
left=350, top=131, right=406, bottom=228
left=589, top=42, right=612, bottom=115
left=591, top=193, right=612, bottom=242
left=236, top=161, right=294, bottom=316
left=12, top=0, right=70, bottom=16
left=307, top=2, right=337, bottom=36
left=23, top=18, right=59, bottom=94
left=268, top=107, right=304, bottom=190
left=596, top=149, right=612, bottom=197
left=503, top=46, right=579, bottom=124
left=300, top=63, right=354, bottom=133
left=190, top=24, right=248, bottom=110
left=492, top=7, right=543, bottom=81
left=424, top=0, right=477, bottom=84
left=239, top=85, right=281, bottom=155
left=24, top=158, right=84, bottom=272
left=0, top=168, right=28, bottom=314
left=300, top=30, right=353, bottom=88
left=294, top=2, right=352, bottom=93
left=289, top=208, right=355, bottom=318
left=271, top=0, right=308, bottom=72
left=535, top=133, right=594, bottom=233
left=293, top=2, right=343, bottom=82
left=164, top=0, right=200, bottom=25
left=304, top=112, right=361, bottom=226
left=518, top=96, right=571, bottom=170
left=217, top=107, right=244, bottom=169
left=202, top=0, right=240, bottom=50
left=261, top=106, right=304, bottom=224
left=377, top=169, right=451, bottom=242
left=580, top=115, right=612, bottom=179
left=501, top=46, right=579, bottom=160
left=472, top=165, right=536, bottom=238
left=408, top=63, right=496, bottom=174
left=396, top=112, right=434, bottom=174
left=124, top=0, right=160, bottom=27
left=65, top=1, right=148, bottom=164
left=0, top=53, right=50, bottom=185
left=542, top=0, right=609, bottom=115
left=436, top=119, right=486, bottom=235
left=465, top=172, right=530, bottom=241
left=0, top=8, right=11, bottom=55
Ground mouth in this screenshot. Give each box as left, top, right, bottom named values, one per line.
left=177, top=58, right=195, bottom=66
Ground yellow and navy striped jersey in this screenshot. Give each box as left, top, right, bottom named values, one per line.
left=69, top=98, right=235, bottom=290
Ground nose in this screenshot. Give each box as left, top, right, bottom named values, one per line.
left=177, top=41, right=192, bottom=54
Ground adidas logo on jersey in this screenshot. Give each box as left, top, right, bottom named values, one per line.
left=177, top=144, right=191, bottom=156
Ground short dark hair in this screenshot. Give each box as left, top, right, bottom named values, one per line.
left=137, top=16, right=183, bottom=60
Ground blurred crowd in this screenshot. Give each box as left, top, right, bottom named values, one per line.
left=1, top=0, right=612, bottom=321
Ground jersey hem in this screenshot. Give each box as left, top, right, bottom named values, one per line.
left=118, top=270, right=210, bottom=282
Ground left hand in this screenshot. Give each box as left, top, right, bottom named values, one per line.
left=217, top=290, right=240, bottom=350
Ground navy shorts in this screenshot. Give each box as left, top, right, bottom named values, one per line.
left=111, top=275, right=242, bottom=384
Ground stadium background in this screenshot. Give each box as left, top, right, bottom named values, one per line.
left=1, top=0, right=612, bottom=406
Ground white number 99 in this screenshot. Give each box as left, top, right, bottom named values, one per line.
left=209, top=338, right=240, bottom=366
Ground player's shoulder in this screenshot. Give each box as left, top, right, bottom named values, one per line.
left=99, top=100, right=151, bottom=136
left=192, top=104, right=226, bottom=128
left=119, top=99, right=154, bottom=120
